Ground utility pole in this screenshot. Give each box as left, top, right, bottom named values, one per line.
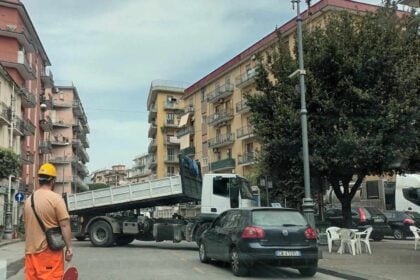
left=290, top=0, right=315, bottom=228
left=3, top=85, right=16, bottom=239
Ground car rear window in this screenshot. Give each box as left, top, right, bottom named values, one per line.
left=252, top=210, right=308, bottom=227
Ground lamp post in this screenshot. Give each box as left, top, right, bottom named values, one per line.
left=290, top=0, right=315, bottom=228
left=259, top=175, right=272, bottom=207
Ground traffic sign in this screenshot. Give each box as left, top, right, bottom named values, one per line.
left=15, top=192, right=25, bottom=203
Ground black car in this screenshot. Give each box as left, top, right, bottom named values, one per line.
left=383, top=210, right=416, bottom=240
left=198, top=208, right=319, bottom=277
left=325, top=207, right=390, bottom=241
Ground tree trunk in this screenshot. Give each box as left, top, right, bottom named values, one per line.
left=341, top=197, right=352, bottom=228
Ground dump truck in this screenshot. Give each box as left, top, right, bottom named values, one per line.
left=66, top=155, right=257, bottom=247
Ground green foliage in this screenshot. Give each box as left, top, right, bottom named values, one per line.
left=88, top=183, right=110, bottom=191
left=247, top=4, right=420, bottom=225
left=0, top=148, right=21, bottom=179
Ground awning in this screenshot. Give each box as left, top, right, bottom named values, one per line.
left=169, top=136, right=180, bottom=144
left=178, top=113, right=191, bottom=128
left=180, top=135, right=190, bottom=149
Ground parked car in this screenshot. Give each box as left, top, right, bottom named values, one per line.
left=405, top=211, right=420, bottom=226
left=383, top=210, right=416, bottom=240
left=198, top=208, right=319, bottom=277
left=325, top=207, right=390, bottom=241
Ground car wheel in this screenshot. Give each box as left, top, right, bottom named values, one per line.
left=89, top=221, right=115, bottom=247
left=199, top=242, right=210, bottom=263
left=230, top=247, right=248, bottom=277
left=371, top=233, right=384, bottom=241
left=393, top=229, right=406, bottom=240
left=298, top=266, right=317, bottom=277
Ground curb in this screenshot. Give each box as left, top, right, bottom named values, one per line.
left=318, top=266, right=393, bottom=280
left=0, top=239, right=23, bottom=248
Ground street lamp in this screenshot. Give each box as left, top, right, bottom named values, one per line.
left=290, top=0, right=315, bottom=228
left=3, top=175, right=15, bottom=239
left=259, top=175, right=272, bottom=207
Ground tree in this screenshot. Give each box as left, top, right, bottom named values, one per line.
left=88, top=183, right=110, bottom=191
left=247, top=3, right=420, bottom=227
left=0, top=148, right=20, bottom=179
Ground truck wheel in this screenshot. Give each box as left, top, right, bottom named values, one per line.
left=115, top=236, right=135, bottom=246
left=393, top=229, right=405, bottom=240
left=90, top=221, right=115, bottom=247
left=76, top=235, right=86, bottom=241
left=230, top=247, right=249, bottom=277
left=194, top=223, right=211, bottom=245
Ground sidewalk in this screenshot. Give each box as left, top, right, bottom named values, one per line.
left=0, top=238, right=24, bottom=279
left=318, top=238, right=420, bottom=280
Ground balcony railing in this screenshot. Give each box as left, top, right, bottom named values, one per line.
left=181, top=146, right=195, bottom=157
left=206, top=84, right=234, bottom=103
left=164, top=136, right=180, bottom=145
left=237, top=125, right=254, bottom=139
left=148, top=139, right=157, bottom=153
left=49, top=156, right=72, bottom=164
left=18, top=87, right=36, bottom=108
left=165, top=154, right=179, bottom=163
left=238, top=152, right=256, bottom=166
left=163, top=119, right=179, bottom=128
left=210, top=158, right=235, bottom=172
left=0, top=102, right=11, bottom=125
left=236, top=100, right=250, bottom=114
left=83, top=123, right=90, bottom=134
left=176, top=126, right=195, bottom=138
left=148, top=124, right=157, bottom=138
left=148, top=106, right=157, bottom=122
left=52, top=99, right=72, bottom=108
left=164, top=102, right=183, bottom=111
left=21, top=151, right=35, bottom=165
left=52, top=120, right=71, bottom=128
left=149, top=158, right=157, bottom=169
left=0, top=23, right=34, bottom=52
left=23, top=119, right=36, bottom=136
left=235, top=68, right=258, bottom=89
left=39, top=117, right=53, bottom=132
left=40, top=69, right=54, bottom=88
left=208, top=133, right=235, bottom=148
left=207, top=108, right=234, bottom=127
left=13, top=116, right=24, bottom=136
left=39, top=140, right=52, bottom=154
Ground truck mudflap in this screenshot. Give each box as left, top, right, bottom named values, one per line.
left=153, top=223, right=185, bottom=243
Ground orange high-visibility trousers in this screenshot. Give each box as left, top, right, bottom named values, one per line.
left=25, top=247, right=64, bottom=280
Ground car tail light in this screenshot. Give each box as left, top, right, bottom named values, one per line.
left=358, top=208, right=366, bottom=223
left=304, top=227, right=317, bottom=240
left=242, top=226, right=266, bottom=239
left=403, top=218, right=415, bottom=225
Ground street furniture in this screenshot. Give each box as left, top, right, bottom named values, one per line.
left=409, top=225, right=420, bottom=250
left=326, top=226, right=341, bottom=253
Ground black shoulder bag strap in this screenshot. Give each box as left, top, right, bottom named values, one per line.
left=31, top=193, right=47, bottom=233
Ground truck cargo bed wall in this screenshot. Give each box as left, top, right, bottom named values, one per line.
left=67, top=175, right=199, bottom=215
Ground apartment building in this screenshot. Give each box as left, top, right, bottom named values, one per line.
left=44, top=83, right=89, bottom=194
left=181, top=0, right=383, bottom=181
left=147, top=80, right=187, bottom=179
left=127, top=153, right=153, bottom=184
left=0, top=0, right=53, bottom=193
left=91, top=165, right=127, bottom=187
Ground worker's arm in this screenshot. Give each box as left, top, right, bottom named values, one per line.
left=59, top=218, right=73, bottom=262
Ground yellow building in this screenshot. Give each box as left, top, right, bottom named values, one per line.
left=147, top=80, right=188, bottom=178
left=180, top=0, right=383, bottom=182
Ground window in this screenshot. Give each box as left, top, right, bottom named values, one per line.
left=213, top=177, right=229, bottom=197
left=366, top=181, right=380, bottom=199
left=223, top=211, right=241, bottom=228
left=167, top=113, right=175, bottom=124
left=252, top=210, right=307, bottom=227
left=167, top=147, right=175, bottom=161
left=402, top=187, right=420, bottom=206
left=167, top=166, right=175, bottom=176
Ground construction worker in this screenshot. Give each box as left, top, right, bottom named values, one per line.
left=23, top=163, right=73, bottom=279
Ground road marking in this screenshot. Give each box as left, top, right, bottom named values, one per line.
left=170, top=251, right=186, bottom=261
left=193, top=267, right=204, bottom=274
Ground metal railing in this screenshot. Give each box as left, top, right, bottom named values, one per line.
left=235, top=68, right=258, bottom=88
left=206, top=84, right=234, bottom=103
left=236, top=100, right=250, bottom=114
left=208, top=133, right=235, bottom=148
left=237, top=125, right=254, bottom=139
left=207, top=108, right=234, bottom=126
left=238, top=152, right=256, bottom=165
left=176, top=126, right=195, bottom=138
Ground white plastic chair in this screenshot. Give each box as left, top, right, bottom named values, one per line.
left=358, top=227, right=373, bottom=254
left=338, top=228, right=358, bottom=255
left=409, top=226, right=420, bottom=250
left=326, top=226, right=341, bottom=253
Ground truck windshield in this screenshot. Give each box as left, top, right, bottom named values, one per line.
left=237, top=177, right=253, bottom=200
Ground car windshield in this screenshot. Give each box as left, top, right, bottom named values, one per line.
left=407, top=211, right=420, bottom=218
left=252, top=211, right=308, bottom=227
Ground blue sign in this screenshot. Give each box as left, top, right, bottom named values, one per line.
left=15, top=192, right=25, bottom=203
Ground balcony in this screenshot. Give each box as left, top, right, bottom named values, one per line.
left=183, top=106, right=194, bottom=114
left=235, top=68, right=258, bottom=89
left=18, top=87, right=36, bottom=108
left=72, top=138, right=82, bottom=148
left=72, top=176, right=89, bottom=192
left=148, top=106, right=157, bottom=123
left=0, top=102, right=11, bottom=125
left=83, top=123, right=90, bottom=134
left=210, top=158, right=235, bottom=172
left=23, top=119, right=36, bottom=136
left=51, top=136, right=70, bottom=146
left=176, top=126, right=195, bottom=138
left=0, top=24, right=34, bottom=52
left=148, top=139, right=157, bottom=153
left=52, top=99, right=72, bottom=108
left=236, top=100, right=250, bottom=114
left=237, top=125, right=255, bottom=140
left=72, top=122, right=83, bottom=133
left=39, top=140, right=52, bottom=154
left=52, top=120, right=71, bottom=128
left=78, top=147, right=90, bottom=163
left=163, top=119, right=179, bottom=128
left=49, top=156, right=72, bottom=165
left=164, top=136, right=180, bottom=146
left=165, top=154, right=179, bottom=164
left=164, top=102, right=183, bottom=111
left=0, top=51, right=35, bottom=80
left=149, top=158, right=157, bottom=169
left=181, top=146, right=195, bottom=157
left=148, top=124, right=157, bottom=138
left=39, top=116, right=53, bottom=132
left=81, top=137, right=89, bottom=148
left=206, top=84, right=234, bottom=104
left=208, top=133, right=235, bottom=149
left=207, top=108, right=234, bottom=127
left=21, top=151, right=35, bottom=165
left=12, top=116, right=24, bottom=136
left=238, top=152, right=256, bottom=166
left=40, top=70, right=54, bottom=88
left=73, top=100, right=84, bottom=116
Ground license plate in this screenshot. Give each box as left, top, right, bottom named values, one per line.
left=374, top=218, right=384, bottom=223
left=275, top=250, right=301, bottom=257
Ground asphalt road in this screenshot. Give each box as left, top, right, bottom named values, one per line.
left=10, top=240, right=343, bottom=280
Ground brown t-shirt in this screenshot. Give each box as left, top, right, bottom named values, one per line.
left=23, top=188, right=70, bottom=254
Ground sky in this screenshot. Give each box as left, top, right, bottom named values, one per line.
left=23, top=0, right=386, bottom=173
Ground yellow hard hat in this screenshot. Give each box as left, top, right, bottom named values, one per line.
left=38, top=163, right=57, bottom=177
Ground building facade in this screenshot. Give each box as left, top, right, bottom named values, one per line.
left=91, top=165, right=127, bottom=187
left=127, top=153, right=153, bottom=184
